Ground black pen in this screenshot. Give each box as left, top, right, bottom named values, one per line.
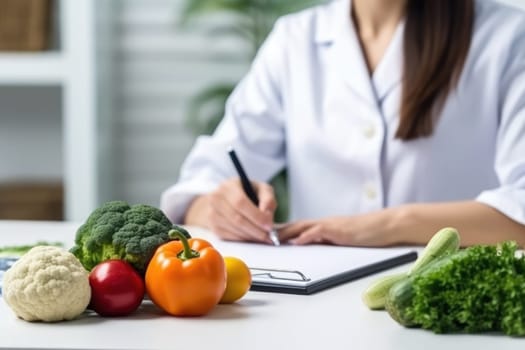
left=228, top=148, right=281, bottom=246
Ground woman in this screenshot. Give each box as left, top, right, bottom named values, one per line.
left=161, top=0, right=525, bottom=247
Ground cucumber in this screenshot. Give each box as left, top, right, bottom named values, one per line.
left=407, top=227, right=460, bottom=275
left=384, top=276, right=417, bottom=326
left=362, top=272, right=407, bottom=309
left=362, top=227, right=460, bottom=310
left=385, top=251, right=466, bottom=327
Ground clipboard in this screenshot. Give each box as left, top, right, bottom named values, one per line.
left=206, top=236, right=417, bottom=295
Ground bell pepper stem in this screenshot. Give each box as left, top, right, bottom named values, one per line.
left=168, top=229, right=200, bottom=260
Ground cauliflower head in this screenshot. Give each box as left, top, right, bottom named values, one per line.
left=3, top=246, right=91, bottom=322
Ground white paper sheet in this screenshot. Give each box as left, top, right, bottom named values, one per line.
left=205, top=236, right=416, bottom=288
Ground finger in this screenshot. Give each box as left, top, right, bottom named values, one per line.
left=210, top=193, right=270, bottom=242
left=227, top=180, right=273, bottom=230
left=278, top=221, right=315, bottom=242
left=290, top=226, right=325, bottom=245
left=255, top=182, right=277, bottom=215
left=209, top=222, right=245, bottom=242
left=209, top=211, right=267, bottom=243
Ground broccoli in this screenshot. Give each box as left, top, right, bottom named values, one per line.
left=70, top=200, right=190, bottom=275
left=400, top=242, right=525, bottom=336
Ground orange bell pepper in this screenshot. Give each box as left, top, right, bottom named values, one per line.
left=145, top=228, right=226, bottom=316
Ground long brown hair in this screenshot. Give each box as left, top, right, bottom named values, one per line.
left=396, top=0, right=475, bottom=140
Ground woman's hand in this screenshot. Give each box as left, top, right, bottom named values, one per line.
left=279, top=202, right=525, bottom=248
left=278, top=210, right=399, bottom=246
left=184, top=178, right=277, bottom=243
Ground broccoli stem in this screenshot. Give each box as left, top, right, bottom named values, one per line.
left=168, top=229, right=199, bottom=261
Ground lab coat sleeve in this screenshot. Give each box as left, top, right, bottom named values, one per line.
left=476, top=25, right=525, bottom=226
left=160, top=19, right=289, bottom=224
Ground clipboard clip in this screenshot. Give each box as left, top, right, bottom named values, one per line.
left=250, top=267, right=311, bottom=282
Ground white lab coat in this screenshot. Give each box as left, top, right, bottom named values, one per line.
left=161, top=0, right=525, bottom=227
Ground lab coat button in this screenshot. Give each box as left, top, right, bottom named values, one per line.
left=365, top=185, right=377, bottom=200
left=364, top=125, right=376, bottom=139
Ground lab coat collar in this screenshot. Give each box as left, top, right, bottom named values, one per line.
left=316, top=0, right=404, bottom=106
left=372, top=21, right=405, bottom=102
left=313, top=0, right=342, bottom=44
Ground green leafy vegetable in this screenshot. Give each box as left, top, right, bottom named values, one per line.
left=0, top=241, right=64, bottom=257
left=402, top=242, right=525, bottom=336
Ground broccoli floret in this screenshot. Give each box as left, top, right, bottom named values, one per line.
left=70, top=200, right=190, bottom=274
left=406, top=242, right=525, bottom=336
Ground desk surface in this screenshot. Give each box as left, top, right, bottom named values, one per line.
left=0, top=220, right=522, bottom=350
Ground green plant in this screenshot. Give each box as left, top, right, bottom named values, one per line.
left=181, top=0, right=319, bottom=58
left=181, top=0, right=319, bottom=222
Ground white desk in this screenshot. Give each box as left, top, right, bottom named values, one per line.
left=0, top=220, right=522, bottom=350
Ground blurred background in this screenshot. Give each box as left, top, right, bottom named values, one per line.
left=0, top=0, right=524, bottom=223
